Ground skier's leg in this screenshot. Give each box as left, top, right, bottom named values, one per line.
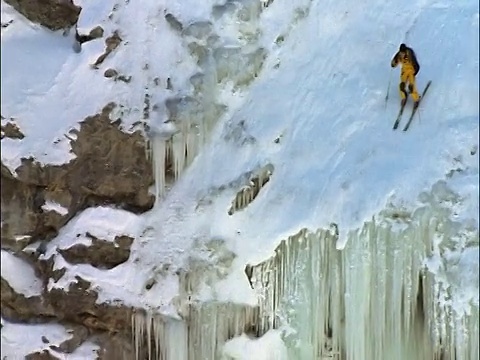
left=408, top=73, right=420, bottom=103
left=399, top=71, right=408, bottom=106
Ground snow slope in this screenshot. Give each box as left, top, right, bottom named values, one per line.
left=132, top=0, right=479, bottom=306
left=1, top=0, right=199, bottom=172
left=1, top=250, right=43, bottom=297
left=1, top=0, right=478, bottom=355
left=1, top=319, right=100, bottom=359
left=3, top=0, right=478, bottom=308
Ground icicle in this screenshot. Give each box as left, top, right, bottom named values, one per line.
left=132, top=311, right=145, bottom=360
left=251, top=204, right=478, bottom=360
left=163, top=320, right=188, bottom=360
left=152, top=315, right=161, bottom=360
left=131, top=187, right=476, bottom=359
left=151, top=136, right=166, bottom=200
left=146, top=312, right=152, bottom=360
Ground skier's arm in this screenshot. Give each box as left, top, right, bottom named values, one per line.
left=408, top=49, right=420, bottom=75
left=390, top=52, right=400, bottom=67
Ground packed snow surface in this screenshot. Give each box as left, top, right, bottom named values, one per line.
left=1, top=0, right=478, bottom=321
left=135, top=0, right=479, bottom=306
left=1, top=249, right=43, bottom=297
left=222, top=330, right=288, bottom=360
left=1, top=319, right=100, bottom=359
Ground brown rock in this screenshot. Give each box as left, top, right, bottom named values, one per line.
left=95, top=332, right=135, bottom=360
left=25, top=350, right=60, bottom=360
left=58, top=234, right=133, bottom=269
left=50, top=324, right=89, bottom=353
left=1, top=103, right=155, bottom=354
left=93, top=31, right=122, bottom=67
left=0, top=169, right=52, bottom=252
left=88, top=25, right=104, bottom=39
left=104, top=68, right=118, bottom=78
left=46, top=276, right=133, bottom=334
left=3, top=0, right=81, bottom=31
left=2, top=103, right=153, bottom=249
left=66, top=104, right=154, bottom=210
left=1, top=277, right=55, bottom=321
left=1, top=121, right=25, bottom=139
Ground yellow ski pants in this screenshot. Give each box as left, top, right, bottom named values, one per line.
left=399, top=67, right=420, bottom=102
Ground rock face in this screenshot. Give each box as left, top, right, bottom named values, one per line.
left=1, top=103, right=154, bottom=357
left=2, top=103, right=154, bottom=251
left=1, top=120, right=25, bottom=139
left=1, top=277, right=56, bottom=322
left=3, top=0, right=81, bottom=31
left=93, top=31, right=123, bottom=67
left=58, top=233, right=134, bottom=270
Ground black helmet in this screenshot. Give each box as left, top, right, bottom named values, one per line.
left=399, top=43, right=407, bottom=51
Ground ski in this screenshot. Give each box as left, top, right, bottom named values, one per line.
left=392, top=101, right=407, bottom=130
left=402, top=80, right=432, bottom=132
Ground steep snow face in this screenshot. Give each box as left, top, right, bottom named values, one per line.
left=1, top=0, right=203, bottom=173
left=3, top=0, right=475, bottom=316
left=140, top=0, right=479, bottom=304
left=2, top=0, right=478, bottom=357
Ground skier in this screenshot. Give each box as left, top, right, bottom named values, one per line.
left=390, top=43, right=420, bottom=107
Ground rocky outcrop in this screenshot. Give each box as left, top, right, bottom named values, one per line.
left=58, top=233, right=133, bottom=270
left=1, top=103, right=153, bottom=357
left=1, top=277, right=56, bottom=322
left=3, top=0, right=81, bottom=31
left=1, top=119, right=25, bottom=139
left=95, top=331, right=136, bottom=360
left=1, top=103, right=154, bottom=251
left=25, top=350, right=61, bottom=360
left=45, top=277, right=132, bottom=334
left=1, top=256, right=136, bottom=357
left=93, top=31, right=122, bottom=67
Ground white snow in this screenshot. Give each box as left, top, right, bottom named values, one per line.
left=133, top=0, right=479, bottom=307
left=42, top=206, right=153, bottom=307
left=41, top=200, right=69, bottom=216
left=1, top=250, right=43, bottom=297
left=1, top=0, right=199, bottom=173
left=425, top=243, right=480, bottom=316
left=1, top=319, right=100, bottom=359
left=14, top=235, right=32, bottom=242
left=3, top=0, right=475, bottom=313
left=222, top=330, right=288, bottom=360
left=1, top=0, right=478, bottom=356
left=43, top=206, right=143, bottom=259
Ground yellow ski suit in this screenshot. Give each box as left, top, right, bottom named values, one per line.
left=391, top=44, right=420, bottom=104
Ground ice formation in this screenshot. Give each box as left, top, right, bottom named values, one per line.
left=228, top=164, right=273, bottom=215
left=132, top=182, right=479, bottom=360
left=249, top=191, right=479, bottom=360
left=138, top=1, right=479, bottom=354
left=132, top=304, right=260, bottom=360
left=147, top=0, right=267, bottom=200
